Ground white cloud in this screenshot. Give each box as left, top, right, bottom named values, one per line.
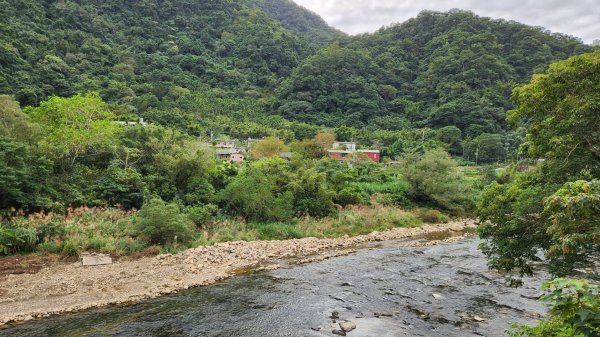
left=294, top=0, right=599, bottom=43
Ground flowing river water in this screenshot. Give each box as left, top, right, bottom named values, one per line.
left=0, top=233, right=547, bottom=337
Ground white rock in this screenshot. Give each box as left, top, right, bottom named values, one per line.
left=339, top=320, right=356, bottom=332
left=432, top=293, right=446, bottom=300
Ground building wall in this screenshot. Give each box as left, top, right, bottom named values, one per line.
left=328, top=151, right=379, bottom=162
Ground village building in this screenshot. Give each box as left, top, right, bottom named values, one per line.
left=328, top=142, right=380, bottom=162
left=214, top=139, right=245, bottom=162
left=114, top=118, right=148, bottom=127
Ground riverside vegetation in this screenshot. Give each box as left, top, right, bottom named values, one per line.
left=1, top=0, right=600, bottom=335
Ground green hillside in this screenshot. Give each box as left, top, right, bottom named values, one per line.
left=0, top=0, right=314, bottom=109
left=246, top=0, right=345, bottom=45
left=275, top=10, right=593, bottom=136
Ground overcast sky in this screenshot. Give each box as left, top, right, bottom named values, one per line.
left=294, top=0, right=599, bottom=44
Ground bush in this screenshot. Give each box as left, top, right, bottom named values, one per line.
left=334, top=188, right=366, bottom=207
left=134, top=198, right=194, bottom=245
left=62, top=239, right=80, bottom=256
left=216, top=172, right=294, bottom=222
left=415, top=209, right=449, bottom=223
left=186, top=204, right=219, bottom=227
left=399, top=149, right=474, bottom=211
left=508, top=278, right=600, bottom=337
left=0, top=224, right=37, bottom=255
left=289, top=168, right=337, bottom=218
left=251, top=222, right=304, bottom=240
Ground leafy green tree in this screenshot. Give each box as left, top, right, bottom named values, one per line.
left=435, top=126, right=462, bottom=155
left=0, top=138, right=53, bottom=210
left=478, top=51, right=600, bottom=278
left=27, top=92, right=120, bottom=169
left=249, top=137, right=288, bottom=159
left=135, top=198, right=194, bottom=245
left=399, top=149, right=473, bottom=211
left=508, top=50, right=600, bottom=170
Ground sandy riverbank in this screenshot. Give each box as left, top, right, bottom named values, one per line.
left=0, top=220, right=477, bottom=327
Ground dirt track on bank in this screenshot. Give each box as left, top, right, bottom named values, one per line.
left=0, top=220, right=477, bottom=327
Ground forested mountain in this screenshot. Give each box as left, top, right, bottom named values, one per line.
left=0, top=3, right=595, bottom=141
left=0, top=0, right=316, bottom=109
left=275, top=10, right=593, bottom=136
left=246, top=0, right=344, bottom=45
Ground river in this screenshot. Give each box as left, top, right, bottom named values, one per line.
left=0, top=234, right=547, bottom=337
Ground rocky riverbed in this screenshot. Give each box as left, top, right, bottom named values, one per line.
left=0, top=220, right=476, bottom=327
left=0, top=222, right=548, bottom=337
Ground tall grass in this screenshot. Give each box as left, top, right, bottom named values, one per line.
left=1, top=205, right=446, bottom=257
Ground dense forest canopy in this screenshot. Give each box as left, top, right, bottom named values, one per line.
left=246, top=0, right=345, bottom=45
left=0, top=0, right=316, bottom=109
left=0, top=2, right=594, bottom=140
left=275, top=10, right=593, bottom=136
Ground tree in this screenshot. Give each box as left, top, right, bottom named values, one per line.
left=26, top=92, right=120, bottom=169
left=399, top=149, right=473, bottom=211
left=478, top=52, right=600, bottom=280
left=435, top=126, right=462, bottom=155
left=249, top=137, right=288, bottom=159
left=134, top=198, right=194, bottom=245
left=0, top=138, right=53, bottom=210
left=0, top=95, right=33, bottom=142
left=508, top=50, right=600, bottom=171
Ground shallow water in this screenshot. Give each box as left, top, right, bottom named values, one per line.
left=1, top=236, right=547, bottom=337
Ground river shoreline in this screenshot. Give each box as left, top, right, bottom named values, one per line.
left=0, top=220, right=476, bottom=327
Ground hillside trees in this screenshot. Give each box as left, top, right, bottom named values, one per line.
left=276, top=10, right=592, bottom=136
left=275, top=44, right=386, bottom=127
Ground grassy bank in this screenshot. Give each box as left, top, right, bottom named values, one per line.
left=0, top=205, right=449, bottom=258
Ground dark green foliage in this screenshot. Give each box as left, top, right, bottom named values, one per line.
left=288, top=167, right=337, bottom=217
left=508, top=279, right=600, bottom=337
left=216, top=171, right=294, bottom=222
left=477, top=52, right=600, bottom=279
left=186, top=204, right=219, bottom=228
left=275, top=44, right=386, bottom=128
left=0, top=138, right=53, bottom=210
left=275, top=10, right=591, bottom=135
left=135, top=198, right=194, bottom=245
left=0, top=0, right=313, bottom=107
left=247, top=0, right=344, bottom=45
left=92, top=161, right=147, bottom=209
left=334, top=187, right=367, bottom=207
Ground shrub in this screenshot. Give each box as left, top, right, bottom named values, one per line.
left=288, top=168, right=337, bottom=218
left=62, top=239, right=80, bottom=256
left=251, top=222, right=304, bottom=240
left=399, top=149, right=474, bottom=211
left=0, top=224, right=37, bottom=255
left=415, top=209, right=449, bottom=223
left=216, top=172, right=293, bottom=222
left=508, top=278, right=600, bottom=337
left=334, top=188, right=366, bottom=207
left=186, top=204, right=219, bottom=227
left=134, top=198, right=194, bottom=245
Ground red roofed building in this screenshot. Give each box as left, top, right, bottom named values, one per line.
left=328, top=142, right=380, bottom=162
